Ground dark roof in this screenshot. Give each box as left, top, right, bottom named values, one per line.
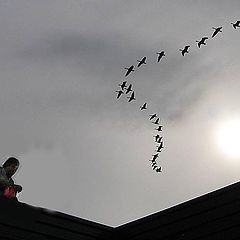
left=114, top=180, right=240, bottom=240
left=1, top=181, right=240, bottom=240
left=0, top=198, right=113, bottom=240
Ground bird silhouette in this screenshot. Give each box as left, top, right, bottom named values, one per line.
left=152, top=153, right=159, bottom=161
left=116, top=90, right=124, bottom=99
left=156, top=136, right=163, bottom=143
left=196, top=37, right=208, bottom=48
left=149, top=114, right=157, bottom=120
left=149, top=158, right=156, bottom=163
left=118, top=81, right=127, bottom=90
left=127, top=91, right=136, bottom=102
left=154, top=134, right=160, bottom=142
left=125, top=84, right=133, bottom=94
left=152, top=117, right=160, bottom=124
left=231, top=21, right=240, bottom=29
left=179, top=45, right=190, bottom=56
left=137, top=57, right=147, bottom=67
left=156, top=167, right=162, bottom=172
left=156, top=141, right=164, bottom=152
left=156, top=51, right=165, bottom=62
left=153, top=165, right=158, bottom=170
left=140, top=102, right=147, bottom=110
left=212, top=27, right=222, bottom=38
left=124, top=65, right=134, bottom=77
left=155, top=125, right=163, bottom=131
left=151, top=162, right=157, bottom=167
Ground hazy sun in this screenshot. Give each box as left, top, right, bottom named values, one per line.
left=216, top=119, right=240, bottom=159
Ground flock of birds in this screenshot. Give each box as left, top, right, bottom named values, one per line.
left=115, top=20, right=240, bottom=173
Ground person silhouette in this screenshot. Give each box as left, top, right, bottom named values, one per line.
left=0, top=157, right=22, bottom=201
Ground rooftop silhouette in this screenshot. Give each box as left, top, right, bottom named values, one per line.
left=1, top=181, right=240, bottom=239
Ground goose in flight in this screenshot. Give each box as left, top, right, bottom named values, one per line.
left=231, top=20, right=240, bottom=29
left=152, top=117, right=160, bottom=125
left=153, top=165, right=158, bottom=170
left=149, top=113, right=157, bottom=120
left=127, top=91, right=136, bottom=102
left=116, top=90, right=124, bottom=99
left=149, top=158, right=156, bottom=163
left=156, top=141, right=164, bottom=152
left=151, top=162, right=157, bottom=167
left=212, top=27, right=222, bottom=38
left=156, top=137, right=163, bottom=143
left=125, top=65, right=134, bottom=77
left=118, top=81, right=127, bottom=90
left=179, top=45, right=190, bottom=56
left=156, top=51, right=165, bottom=62
left=125, top=84, right=133, bottom=94
left=137, top=56, right=147, bottom=67
left=153, top=165, right=158, bottom=171
left=140, top=102, right=147, bottom=110
left=196, top=37, right=208, bottom=48
left=152, top=153, right=159, bottom=161
left=155, top=125, right=163, bottom=131
left=154, top=134, right=160, bottom=142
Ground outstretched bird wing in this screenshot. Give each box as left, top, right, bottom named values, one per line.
left=125, top=65, right=134, bottom=77
left=149, top=114, right=157, bottom=120
left=119, top=81, right=127, bottom=90
left=212, top=28, right=222, bottom=38
left=116, top=90, right=123, bottom=99
left=127, top=91, right=135, bottom=102
left=140, top=102, right=147, bottom=110
left=125, top=84, right=132, bottom=94
left=137, top=57, right=147, bottom=67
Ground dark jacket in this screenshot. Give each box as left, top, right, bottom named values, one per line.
left=0, top=167, right=14, bottom=196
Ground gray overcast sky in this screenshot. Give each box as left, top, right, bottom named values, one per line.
left=0, top=0, right=240, bottom=226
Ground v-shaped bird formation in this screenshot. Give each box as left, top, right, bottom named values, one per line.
left=115, top=20, right=240, bottom=173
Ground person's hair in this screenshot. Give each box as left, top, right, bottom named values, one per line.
left=3, top=157, right=19, bottom=168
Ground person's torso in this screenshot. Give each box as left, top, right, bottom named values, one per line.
left=0, top=167, right=14, bottom=196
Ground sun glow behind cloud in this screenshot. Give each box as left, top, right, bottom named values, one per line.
left=215, top=119, right=240, bottom=159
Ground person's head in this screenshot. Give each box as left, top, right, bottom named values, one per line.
left=3, top=157, right=19, bottom=177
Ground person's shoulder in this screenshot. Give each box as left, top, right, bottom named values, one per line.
left=0, top=167, right=6, bottom=175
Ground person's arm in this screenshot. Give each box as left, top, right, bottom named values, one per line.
left=0, top=177, right=10, bottom=188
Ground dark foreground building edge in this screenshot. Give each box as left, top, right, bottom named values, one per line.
left=0, top=181, right=240, bottom=240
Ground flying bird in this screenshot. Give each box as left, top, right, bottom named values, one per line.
left=155, top=125, right=163, bottom=131
left=149, top=114, right=157, bottom=120
left=149, top=159, right=156, bottom=163
left=152, top=153, right=159, bottom=161
left=154, top=134, right=160, bottom=142
left=153, top=165, right=158, bottom=170
left=156, top=51, right=165, bottom=62
left=125, top=84, right=133, bottom=94
left=124, top=65, right=134, bottom=77
left=156, top=142, right=164, bottom=152
left=211, top=27, right=222, bottom=38
left=140, top=102, right=147, bottom=110
left=151, top=162, right=157, bottom=167
left=231, top=20, right=240, bottom=29
left=152, top=117, right=160, bottom=125
left=118, top=81, right=127, bottom=90
left=196, top=37, right=208, bottom=48
left=127, top=91, right=136, bottom=102
left=156, top=167, right=162, bottom=172
left=179, top=45, right=190, bottom=56
left=115, top=90, right=124, bottom=99
left=156, top=137, right=163, bottom=143
left=137, top=56, right=147, bottom=67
